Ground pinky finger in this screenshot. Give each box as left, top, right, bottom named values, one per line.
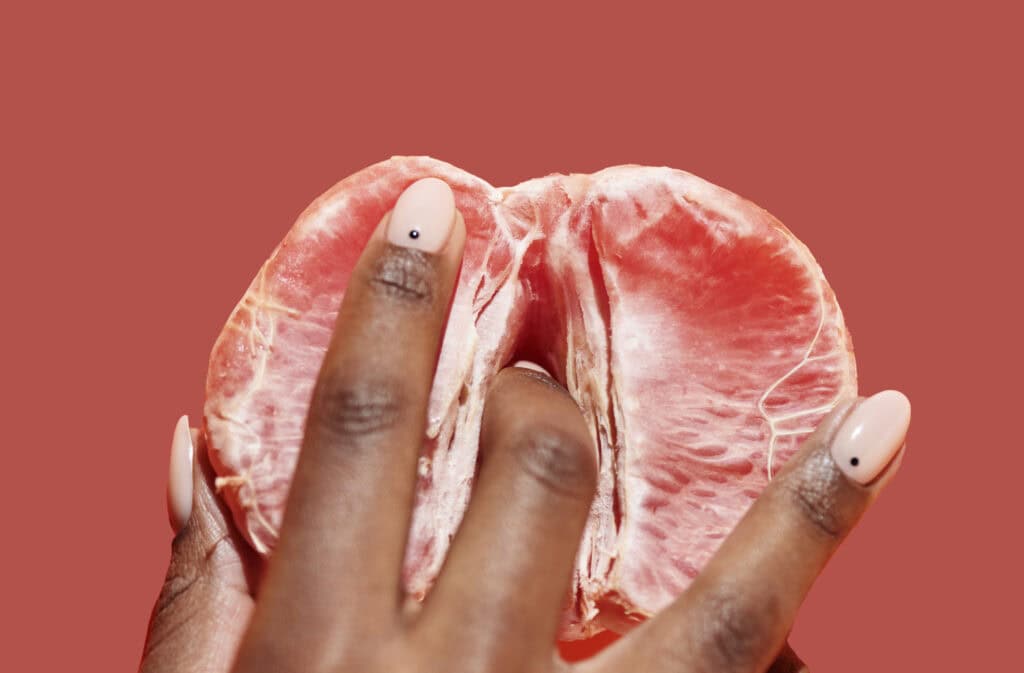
left=141, top=416, right=258, bottom=673
left=167, top=415, right=194, bottom=533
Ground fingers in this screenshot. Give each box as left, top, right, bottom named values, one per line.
left=595, top=390, right=910, bottom=673
left=141, top=418, right=258, bottom=673
left=238, top=178, right=466, bottom=657
left=416, top=363, right=597, bottom=668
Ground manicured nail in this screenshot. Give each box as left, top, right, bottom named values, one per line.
left=832, top=390, right=911, bottom=485
left=387, top=177, right=457, bottom=253
left=513, top=360, right=551, bottom=376
left=168, top=414, right=194, bottom=533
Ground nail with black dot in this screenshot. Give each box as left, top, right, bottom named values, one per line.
left=831, top=390, right=911, bottom=485
left=409, top=229, right=420, bottom=239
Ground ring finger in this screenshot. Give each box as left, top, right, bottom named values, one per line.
left=585, top=390, right=910, bottom=673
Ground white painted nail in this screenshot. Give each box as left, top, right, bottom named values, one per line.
left=513, top=360, right=551, bottom=376
left=387, top=177, right=457, bottom=253
left=168, top=415, right=194, bottom=533
left=832, top=390, right=912, bottom=485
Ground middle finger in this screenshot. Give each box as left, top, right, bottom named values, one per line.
left=416, top=363, right=598, bottom=669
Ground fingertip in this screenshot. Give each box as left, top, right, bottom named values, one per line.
left=869, top=441, right=907, bottom=492
left=387, top=177, right=458, bottom=253
left=831, top=389, right=911, bottom=486
left=168, top=414, right=195, bottom=534
left=502, top=360, right=571, bottom=399
left=449, top=208, right=467, bottom=257
left=512, top=360, right=551, bottom=376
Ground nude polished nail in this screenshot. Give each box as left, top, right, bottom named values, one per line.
left=831, top=390, right=912, bottom=485
left=513, top=360, right=551, bottom=375
left=168, top=414, right=194, bottom=533
left=387, top=177, right=457, bottom=253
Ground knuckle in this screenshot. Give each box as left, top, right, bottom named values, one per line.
left=690, top=586, right=780, bottom=672
left=143, top=566, right=201, bottom=661
left=312, top=373, right=403, bottom=441
left=146, top=530, right=253, bottom=667
left=781, top=450, right=851, bottom=539
left=368, top=246, right=437, bottom=304
left=509, top=425, right=596, bottom=499
left=154, top=531, right=238, bottom=620
left=152, top=561, right=201, bottom=622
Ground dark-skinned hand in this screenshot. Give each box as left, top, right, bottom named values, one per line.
left=141, top=178, right=911, bottom=673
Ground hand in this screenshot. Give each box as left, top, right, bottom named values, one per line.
left=140, top=178, right=910, bottom=673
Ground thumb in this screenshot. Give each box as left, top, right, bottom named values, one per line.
left=140, top=416, right=259, bottom=673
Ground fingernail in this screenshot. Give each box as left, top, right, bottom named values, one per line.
left=513, top=360, right=551, bottom=376
left=387, top=177, right=457, bottom=253
left=168, top=414, right=195, bottom=533
left=832, top=390, right=912, bottom=485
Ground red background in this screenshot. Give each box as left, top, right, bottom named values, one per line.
left=3, top=3, right=1018, bottom=671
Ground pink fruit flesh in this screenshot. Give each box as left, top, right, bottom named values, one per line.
left=204, top=156, right=856, bottom=638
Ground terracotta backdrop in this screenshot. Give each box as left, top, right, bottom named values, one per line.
left=3, top=3, right=1017, bottom=671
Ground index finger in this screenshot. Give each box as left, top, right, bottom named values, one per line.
left=591, top=390, right=911, bottom=673
left=235, top=178, right=467, bottom=663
